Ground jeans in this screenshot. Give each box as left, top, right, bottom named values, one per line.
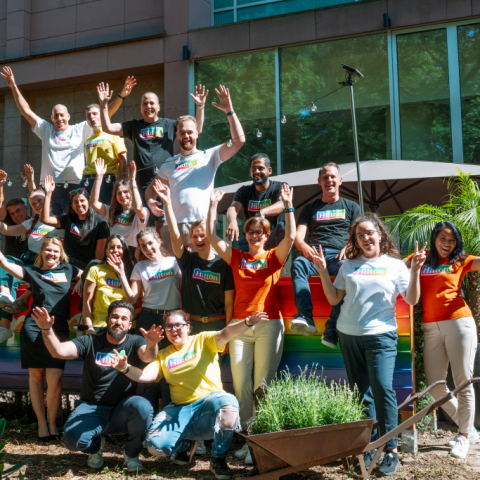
left=51, top=183, right=80, bottom=216
left=238, top=221, right=285, bottom=252
left=146, top=391, right=239, bottom=458
left=62, top=396, right=153, bottom=457
left=338, top=330, right=399, bottom=450
left=81, top=175, right=115, bottom=205
left=422, top=317, right=477, bottom=434
left=291, top=248, right=345, bottom=330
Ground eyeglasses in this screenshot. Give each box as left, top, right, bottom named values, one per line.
left=69, top=188, right=88, bottom=196
left=246, top=230, right=265, bottom=237
left=356, top=230, right=378, bottom=241
left=164, top=323, right=188, bottom=332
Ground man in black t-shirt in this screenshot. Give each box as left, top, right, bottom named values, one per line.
left=98, top=83, right=208, bottom=232
left=227, top=153, right=287, bottom=252
left=35, top=301, right=164, bottom=473
left=291, top=163, right=361, bottom=346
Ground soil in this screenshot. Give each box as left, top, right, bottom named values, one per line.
left=3, top=420, right=480, bottom=480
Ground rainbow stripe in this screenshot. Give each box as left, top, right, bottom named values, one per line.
left=167, top=349, right=197, bottom=370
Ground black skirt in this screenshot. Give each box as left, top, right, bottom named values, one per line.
left=20, top=316, right=70, bottom=370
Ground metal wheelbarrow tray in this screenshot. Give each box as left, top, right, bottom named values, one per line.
left=240, top=377, right=480, bottom=480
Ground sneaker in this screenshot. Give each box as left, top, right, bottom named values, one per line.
left=289, top=316, right=317, bottom=336
left=195, top=439, right=207, bottom=455
left=234, top=443, right=249, bottom=459
left=450, top=434, right=469, bottom=459
left=449, top=428, right=479, bottom=446
left=0, top=292, right=14, bottom=308
left=0, top=326, right=13, bottom=344
left=172, top=440, right=198, bottom=465
left=321, top=325, right=338, bottom=349
left=244, top=446, right=253, bottom=465
left=210, top=457, right=232, bottom=480
left=87, top=436, right=105, bottom=469
left=123, top=452, right=144, bottom=473
left=358, top=449, right=382, bottom=470
left=378, top=451, right=400, bottom=476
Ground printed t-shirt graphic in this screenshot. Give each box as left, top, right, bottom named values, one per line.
left=152, top=332, right=224, bottom=405
left=70, top=223, right=81, bottom=236
left=83, top=131, right=127, bottom=175
left=192, top=268, right=221, bottom=284
left=95, top=349, right=126, bottom=366
left=148, top=267, right=175, bottom=282
left=140, top=126, right=163, bottom=138
left=174, top=159, right=197, bottom=171
left=316, top=209, right=345, bottom=221
left=40, top=272, right=68, bottom=283
left=248, top=199, right=271, bottom=212
left=102, top=205, right=149, bottom=248
left=21, top=218, right=60, bottom=254
left=421, top=264, right=453, bottom=275
left=353, top=266, right=387, bottom=275
left=241, top=258, right=268, bottom=271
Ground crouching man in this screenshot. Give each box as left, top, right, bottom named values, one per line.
left=32, top=300, right=164, bottom=473
left=109, top=309, right=268, bottom=480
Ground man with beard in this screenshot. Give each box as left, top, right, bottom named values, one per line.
left=33, top=300, right=164, bottom=473
left=145, top=85, right=245, bottom=253
left=225, top=153, right=287, bottom=252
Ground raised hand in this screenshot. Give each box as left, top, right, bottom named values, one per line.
left=120, top=76, right=137, bottom=98
left=246, top=311, right=269, bottom=326
left=280, top=183, right=293, bottom=206
left=212, top=85, right=233, bottom=114
left=153, top=180, right=171, bottom=205
left=110, top=349, right=128, bottom=371
left=95, top=158, right=107, bottom=177
left=411, top=241, right=428, bottom=272
left=140, top=324, right=165, bottom=344
left=97, top=82, right=113, bottom=107
left=190, top=84, right=209, bottom=107
left=210, top=189, right=225, bottom=204
left=31, top=307, right=55, bottom=330
left=20, top=164, right=34, bottom=183
left=311, top=245, right=327, bottom=272
left=0, top=170, right=7, bottom=187
left=44, top=175, right=56, bottom=194
left=0, top=66, right=15, bottom=87
left=128, top=161, right=137, bottom=181
left=107, top=253, right=125, bottom=277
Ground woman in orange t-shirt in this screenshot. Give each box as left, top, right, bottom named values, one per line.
left=404, top=221, right=480, bottom=459
left=207, top=184, right=295, bottom=463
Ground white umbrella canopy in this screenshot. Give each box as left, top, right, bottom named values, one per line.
left=216, top=160, right=480, bottom=217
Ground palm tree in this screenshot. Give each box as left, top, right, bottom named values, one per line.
left=386, top=169, right=480, bottom=339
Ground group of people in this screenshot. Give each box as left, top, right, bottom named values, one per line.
left=0, top=64, right=477, bottom=478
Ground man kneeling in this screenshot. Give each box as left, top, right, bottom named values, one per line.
left=33, top=300, right=163, bottom=473
left=110, top=309, right=269, bottom=480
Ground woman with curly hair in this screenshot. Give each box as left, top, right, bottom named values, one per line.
left=313, top=213, right=426, bottom=476
left=403, top=221, right=480, bottom=459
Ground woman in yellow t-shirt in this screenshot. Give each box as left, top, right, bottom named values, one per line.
left=83, top=234, right=134, bottom=333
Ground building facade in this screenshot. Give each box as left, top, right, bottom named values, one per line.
left=0, top=0, right=479, bottom=198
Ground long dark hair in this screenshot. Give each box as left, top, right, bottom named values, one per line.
left=345, top=212, right=400, bottom=259
left=108, top=180, right=136, bottom=228
left=425, top=221, right=467, bottom=269
left=67, top=190, right=103, bottom=245
left=101, top=234, right=134, bottom=279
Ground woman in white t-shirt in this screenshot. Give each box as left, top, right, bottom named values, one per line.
left=313, top=213, right=425, bottom=477
left=90, top=159, right=148, bottom=259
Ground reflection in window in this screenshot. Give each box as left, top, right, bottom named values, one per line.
left=458, top=24, right=480, bottom=165
left=279, top=34, right=390, bottom=174
left=195, top=52, right=276, bottom=187
left=397, top=29, right=452, bottom=162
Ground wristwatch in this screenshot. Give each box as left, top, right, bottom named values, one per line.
left=118, top=93, right=126, bottom=99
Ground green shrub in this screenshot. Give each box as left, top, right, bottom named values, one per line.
left=0, top=417, right=29, bottom=479
left=250, top=367, right=366, bottom=435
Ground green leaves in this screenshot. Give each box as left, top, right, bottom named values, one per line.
left=0, top=417, right=29, bottom=480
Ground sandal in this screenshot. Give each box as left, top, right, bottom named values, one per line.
left=2, top=300, right=29, bottom=315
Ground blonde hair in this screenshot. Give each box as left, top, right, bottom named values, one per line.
left=189, top=219, right=206, bottom=237
left=176, top=115, right=197, bottom=129
left=34, top=238, right=68, bottom=269
left=135, top=227, right=170, bottom=261
left=243, top=217, right=271, bottom=236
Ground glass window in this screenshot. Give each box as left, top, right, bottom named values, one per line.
left=214, top=0, right=233, bottom=7
left=458, top=23, right=480, bottom=165
left=195, top=51, right=276, bottom=187
left=279, top=34, right=390, bottom=174
left=214, top=10, right=234, bottom=25
left=397, top=29, right=452, bottom=162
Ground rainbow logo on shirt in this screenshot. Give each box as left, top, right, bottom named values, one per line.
left=30, top=227, right=51, bottom=237
left=116, top=214, right=133, bottom=227
left=140, top=127, right=163, bottom=139
left=106, top=277, right=122, bottom=289
left=53, top=130, right=73, bottom=141
left=241, top=258, right=268, bottom=271
left=316, top=209, right=345, bottom=221
left=421, top=264, right=453, bottom=275
left=248, top=199, right=271, bottom=212
left=95, top=349, right=125, bottom=366
left=167, top=349, right=197, bottom=370
left=86, top=139, right=105, bottom=150
left=148, top=268, right=175, bottom=282
left=192, top=268, right=221, bottom=284
left=174, top=159, right=197, bottom=171
left=41, top=272, right=68, bottom=283
left=70, top=224, right=81, bottom=236
left=353, top=267, right=387, bottom=276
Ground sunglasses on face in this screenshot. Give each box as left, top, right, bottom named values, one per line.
left=69, top=188, right=88, bottom=197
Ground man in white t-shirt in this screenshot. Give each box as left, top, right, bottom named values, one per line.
left=145, top=85, right=245, bottom=253
left=1, top=66, right=133, bottom=215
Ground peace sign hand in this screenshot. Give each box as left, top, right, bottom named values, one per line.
left=411, top=241, right=428, bottom=273
left=311, top=245, right=327, bottom=272
left=210, top=189, right=225, bottom=204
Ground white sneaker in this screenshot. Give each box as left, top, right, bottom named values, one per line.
left=88, top=436, right=105, bottom=469
left=196, top=439, right=207, bottom=455
left=289, top=317, right=318, bottom=336
left=449, top=428, right=479, bottom=445
left=0, top=326, right=13, bottom=344
left=244, top=447, right=253, bottom=465
left=123, top=452, right=144, bottom=473
left=450, top=434, right=469, bottom=459
left=234, top=443, right=249, bottom=459
left=0, top=292, right=14, bottom=308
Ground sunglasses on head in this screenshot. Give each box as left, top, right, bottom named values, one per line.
left=27, top=187, right=45, bottom=197
left=69, top=188, right=88, bottom=197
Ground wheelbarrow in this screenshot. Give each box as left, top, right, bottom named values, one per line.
left=239, top=377, right=480, bottom=480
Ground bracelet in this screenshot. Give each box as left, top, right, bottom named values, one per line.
left=284, top=207, right=295, bottom=213
left=40, top=326, right=53, bottom=332
left=197, top=105, right=205, bottom=109
left=118, top=93, right=126, bottom=99
left=120, top=364, right=130, bottom=374
left=244, top=318, right=253, bottom=328
left=226, top=110, right=235, bottom=116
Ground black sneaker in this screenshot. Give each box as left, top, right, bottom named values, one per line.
left=358, top=449, right=382, bottom=470
left=378, top=451, right=400, bottom=476
left=172, top=440, right=198, bottom=465
left=210, top=457, right=232, bottom=480
left=321, top=324, right=338, bottom=349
